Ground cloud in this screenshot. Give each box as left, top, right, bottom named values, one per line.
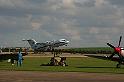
left=31, top=22, right=42, bottom=30
left=57, top=23, right=81, bottom=40
left=0, top=0, right=124, bottom=47
left=0, top=15, right=32, bottom=34
left=107, top=0, right=124, bottom=7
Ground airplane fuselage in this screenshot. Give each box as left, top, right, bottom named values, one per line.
left=121, top=49, right=124, bottom=56
left=23, top=39, right=69, bottom=52
left=114, top=47, right=124, bottom=57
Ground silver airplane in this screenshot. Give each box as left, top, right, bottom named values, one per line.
left=22, top=39, right=69, bottom=52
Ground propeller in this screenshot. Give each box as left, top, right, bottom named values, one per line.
left=107, top=43, right=116, bottom=58
left=108, top=52, right=115, bottom=59
left=107, top=36, right=123, bottom=59
left=107, top=36, right=122, bottom=49
left=118, top=36, right=122, bottom=47
left=107, top=43, right=115, bottom=49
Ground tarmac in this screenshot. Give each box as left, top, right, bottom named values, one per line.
left=0, top=71, right=124, bottom=82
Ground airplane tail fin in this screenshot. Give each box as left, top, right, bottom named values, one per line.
left=22, top=39, right=37, bottom=49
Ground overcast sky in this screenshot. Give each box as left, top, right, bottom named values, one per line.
left=0, top=0, right=124, bottom=48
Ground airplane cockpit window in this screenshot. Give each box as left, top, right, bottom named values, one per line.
left=61, top=39, right=66, bottom=41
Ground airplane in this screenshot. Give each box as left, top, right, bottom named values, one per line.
left=22, top=39, right=69, bottom=53
left=85, top=36, right=124, bottom=68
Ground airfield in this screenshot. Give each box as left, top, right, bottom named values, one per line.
left=0, top=52, right=124, bottom=82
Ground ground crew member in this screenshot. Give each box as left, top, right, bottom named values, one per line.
left=17, top=50, right=23, bottom=67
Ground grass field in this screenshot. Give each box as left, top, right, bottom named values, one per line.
left=0, top=57, right=124, bottom=74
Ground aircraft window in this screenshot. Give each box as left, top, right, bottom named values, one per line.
left=61, top=39, right=65, bottom=41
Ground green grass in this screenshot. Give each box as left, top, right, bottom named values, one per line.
left=0, top=57, right=124, bottom=74
left=65, top=47, right=113, bottom=54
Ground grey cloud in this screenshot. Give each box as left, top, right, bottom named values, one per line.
left=72, top=7, right=119, bottom=28
left=0, top=0, right=124, bottom=47
left=74, top=0, right=96, bottom=7
left=0, top=0, right=51, bottom=17
left=83, top=0, right=95, bottom=7
left=0, top=16, right=32, bottom=34
left=107, top=0, right=124, bottom=7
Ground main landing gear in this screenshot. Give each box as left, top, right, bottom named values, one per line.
left=116, top=61, right=124, bottom=68
left=116, top=63, right=121, bottom=68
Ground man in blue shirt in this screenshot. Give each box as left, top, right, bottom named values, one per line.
left=17, top=49, right=23, bottom=67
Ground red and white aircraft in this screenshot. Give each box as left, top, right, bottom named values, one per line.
left=86, top=36, right=124, bottom=68
left=107, top=36, right=124, bottom=68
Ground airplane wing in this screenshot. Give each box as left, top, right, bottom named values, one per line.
left=0, top=52, right=28, bottom=61
left=36, top=43, right=48, bottom=47
left=84, top=54, right=120, bottom=62
left=84, top=54, right=110, bottom=60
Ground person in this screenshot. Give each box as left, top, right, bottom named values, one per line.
left=17, top=49, right=23, bottom=67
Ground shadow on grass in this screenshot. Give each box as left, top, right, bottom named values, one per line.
left=40, top=64, right=68, bottom=66
left=40, top=64, right=53, bottom=66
